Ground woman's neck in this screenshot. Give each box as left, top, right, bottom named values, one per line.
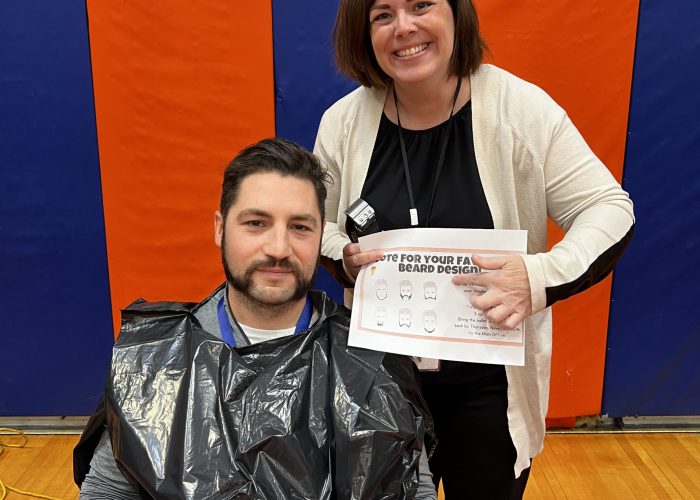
left=386, top=75, right=471, bottom=130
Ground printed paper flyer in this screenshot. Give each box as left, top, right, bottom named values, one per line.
left=349, top=228, right=528, bottom=366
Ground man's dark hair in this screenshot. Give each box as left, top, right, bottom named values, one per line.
left=220, top=138, right=331, bottom=221
left=333, top=0, right=488, bottom=88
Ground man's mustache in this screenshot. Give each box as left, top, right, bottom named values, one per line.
left=250, top=257, right=296, bottom=271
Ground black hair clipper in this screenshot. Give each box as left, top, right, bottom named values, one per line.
left=344, top=198, right=380, bottom=243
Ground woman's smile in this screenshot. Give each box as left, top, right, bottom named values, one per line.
left=394, top=42, right=430, bottom=58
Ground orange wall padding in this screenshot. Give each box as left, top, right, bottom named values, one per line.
left=86, top=2, right=275, bottom=336
left=475, top=0, right=639, bottom=418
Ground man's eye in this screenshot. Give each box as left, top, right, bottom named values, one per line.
left=245, top=220, right=264, bottom=228
left=292, top=224, right=311, bottom=232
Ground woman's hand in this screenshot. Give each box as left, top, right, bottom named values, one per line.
left=343, top=243, right=384, bottom=279
left=452, top=254, right=532, bottom=330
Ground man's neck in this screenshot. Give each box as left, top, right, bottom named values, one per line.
left=226, top=285, right=308, bottom=330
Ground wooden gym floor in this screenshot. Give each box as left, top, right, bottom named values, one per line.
left=0, top=432, right=698, bottom=499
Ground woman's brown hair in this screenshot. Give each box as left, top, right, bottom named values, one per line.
left=333, top=0, right=487, bottom=88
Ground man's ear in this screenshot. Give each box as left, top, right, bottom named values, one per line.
left=214, top=210, right=224, bottom=248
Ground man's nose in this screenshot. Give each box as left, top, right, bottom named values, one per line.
left=262, top=227, right=292, bottom=260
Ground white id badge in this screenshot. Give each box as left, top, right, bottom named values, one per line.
left=413, top=357, right=441, bottom=372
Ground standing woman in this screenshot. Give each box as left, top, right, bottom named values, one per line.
left=315, top=0, right=635, bottom=498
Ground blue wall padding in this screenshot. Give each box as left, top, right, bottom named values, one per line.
left=271, top=0, right=356, bottom=149
left=271, top=0, right=357, bottom=304
left=0, top=2, right=114, bottom=415
left=603, top=0, right=700, bottom=416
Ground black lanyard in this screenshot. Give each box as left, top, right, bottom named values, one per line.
left=393, top=77, right=462, bottom=228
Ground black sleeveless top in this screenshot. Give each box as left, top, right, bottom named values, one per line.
left=361, top=101, right=493, bottom=231
left=361, top=102, right=504, bottom=388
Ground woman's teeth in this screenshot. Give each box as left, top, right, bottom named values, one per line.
left=396, top=44, right=428, bottom=57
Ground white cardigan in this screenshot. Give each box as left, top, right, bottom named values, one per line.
left=314, top=64, right=634, bottom=476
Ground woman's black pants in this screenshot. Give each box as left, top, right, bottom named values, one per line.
left=420, top=362, right=531, bottom=499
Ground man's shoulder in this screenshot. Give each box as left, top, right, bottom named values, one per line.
left=116, top=285, right=225, bottom=346
left=191, top=284, right=226, bottom=339
left=119, top=284, right=223, bottom=323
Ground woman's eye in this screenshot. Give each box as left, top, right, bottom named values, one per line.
left=370, top=12, right=391, bottom=23
left=415, top=1, right=433, bottom=11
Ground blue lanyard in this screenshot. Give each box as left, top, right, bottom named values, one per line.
left=217, top=294, right=313, bottom=348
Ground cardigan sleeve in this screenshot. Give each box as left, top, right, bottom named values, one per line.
left=520, top=106, right=634, bottom=313
left=314, top=86, right=384, bottom=265
left=314, top=107, right=351, bottom=263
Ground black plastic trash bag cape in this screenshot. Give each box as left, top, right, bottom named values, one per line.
left=74, top=292, right=434, bottom=499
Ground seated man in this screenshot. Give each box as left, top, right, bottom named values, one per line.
left=74, top=138, right=436, bottom=499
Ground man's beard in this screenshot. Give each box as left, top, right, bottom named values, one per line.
left=221, top=236, right=317, bottom=308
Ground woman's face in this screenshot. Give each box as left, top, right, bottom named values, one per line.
left=368, top=0, right=455, bottom=87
